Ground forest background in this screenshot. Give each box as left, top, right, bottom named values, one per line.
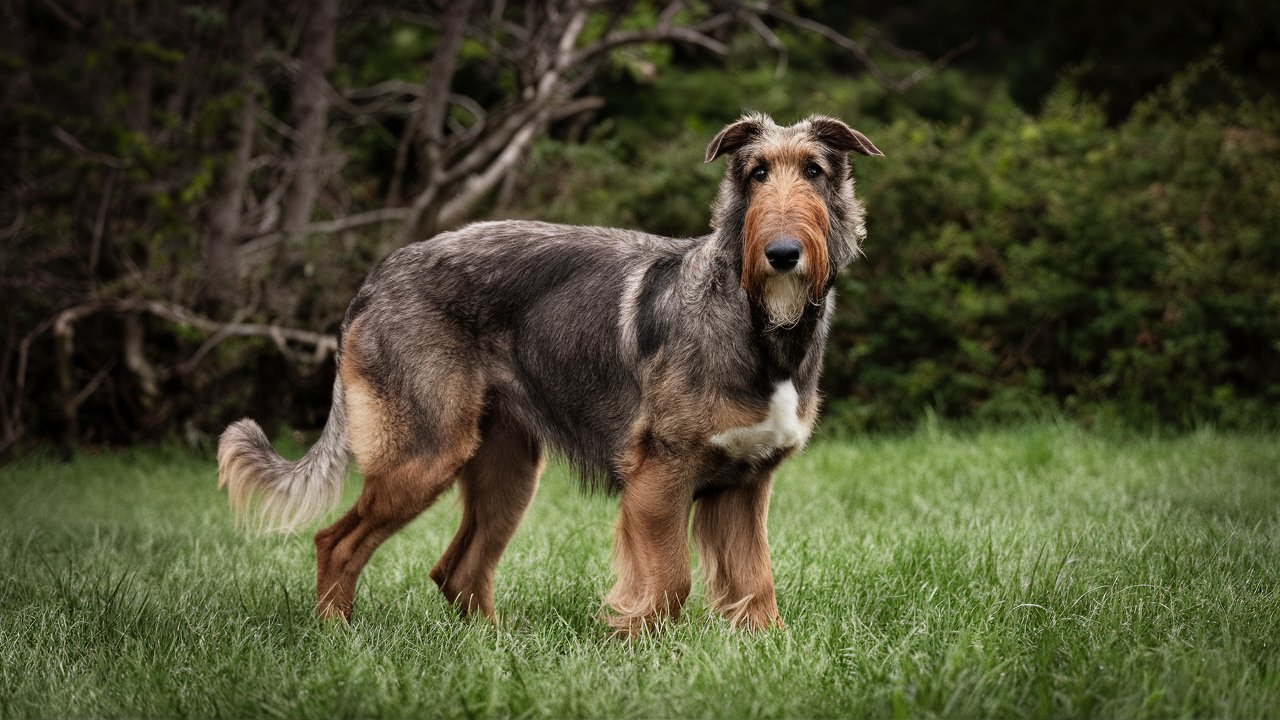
left=3, top=0, right=1278, bottom=453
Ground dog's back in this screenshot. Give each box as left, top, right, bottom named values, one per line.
left=341, top=220, right=705, bottom=487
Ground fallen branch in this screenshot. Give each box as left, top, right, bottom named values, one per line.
left=127, top=300, right=339, bottom=367
left=2, top=298, right=340, bottom=451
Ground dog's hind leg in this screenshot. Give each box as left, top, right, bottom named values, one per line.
left=313, top=361, right=485, bottom=622
left=314, top=449, right=476, bottom=622
left=692, top=475, right=783, bottom=630
left=430, top=405, right=542, bottom=621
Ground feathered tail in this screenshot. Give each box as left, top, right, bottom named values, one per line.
left=217, top=376, right=351, bottom=533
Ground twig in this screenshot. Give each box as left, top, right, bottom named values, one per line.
left=0, top=316, right=56, bottom=453
left=236, top=207, right=411, bottom=262
left=255, top=106, right=301, bottom=142
left=570, top=12, right=733, bottom=65
left=746, top=12, right=788, bottom=79
left=89, top=169, right=115, bottom=275
left=70, top=359, right=116, bottom=410
left=35, top=0, right=83, bottom=29
left=51, top=127, right=130, bottom=169
left=761, top=7, right=978, bottom=92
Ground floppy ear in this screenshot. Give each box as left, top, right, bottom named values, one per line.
left=704, top=116, right=767, bottom=163
left=808, top=116, right=884, bottom=157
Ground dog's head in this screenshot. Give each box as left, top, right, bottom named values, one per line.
left=706, top=113, right=882, bottom=327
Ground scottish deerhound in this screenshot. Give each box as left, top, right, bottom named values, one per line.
left=218, top=112, right=883, bottom=633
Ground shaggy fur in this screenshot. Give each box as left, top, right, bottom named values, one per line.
left=217, top=113, right=883, bottom=633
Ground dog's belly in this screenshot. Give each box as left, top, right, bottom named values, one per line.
left=709, top=381, right=810, bottom=461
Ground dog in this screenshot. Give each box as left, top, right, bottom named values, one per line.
left=218, top=112, right=882, bottom=633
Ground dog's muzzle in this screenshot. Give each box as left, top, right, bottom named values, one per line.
left=764, top=238, right=802, bottom=271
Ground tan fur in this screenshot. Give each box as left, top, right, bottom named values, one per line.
left=340, top=321, right=396, bottom=474
left=692, top=478, right=782, bottom=629
left=429, top=411, right=543, bottom=620
left=741, top=147, right=832, bottom=308
left=711, top=396, right=771, bottom=434
left=604, top=454, right=693, bottom=637
left=601, top=372, right=805, bottom=634
left=314, top=331, right=487, bottom=622
left=314, top=453, right=466, bottom=621
left=342, top=374, right=390, bottom=473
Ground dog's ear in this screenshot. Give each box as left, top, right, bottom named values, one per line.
left=705, top=116, right=767, bottom=163
left=808, top=116, right=884, bottom=157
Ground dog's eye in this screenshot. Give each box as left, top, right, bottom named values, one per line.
left=804, top=162, right=823, bottom=179
left=751, top=166, right=768, bottom=182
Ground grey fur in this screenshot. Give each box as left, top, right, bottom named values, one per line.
left=218, top=377, right=350, bottom=532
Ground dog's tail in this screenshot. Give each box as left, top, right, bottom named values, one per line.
left=217, top=376, right=350, bottom=533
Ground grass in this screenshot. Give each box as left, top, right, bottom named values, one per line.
left=1, top=422, right=1278, bottom=719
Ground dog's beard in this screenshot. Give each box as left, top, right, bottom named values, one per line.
left=762, top=272, right=810, bottom=329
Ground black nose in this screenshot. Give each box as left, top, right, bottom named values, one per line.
left=765, top=238, right=802, bottom=271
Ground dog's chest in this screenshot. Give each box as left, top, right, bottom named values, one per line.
left=709, top=381, right=811, bottom=461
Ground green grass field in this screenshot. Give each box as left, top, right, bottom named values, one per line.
left=1, top=423, right=1278, bottom=719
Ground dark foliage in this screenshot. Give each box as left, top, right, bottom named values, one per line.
left=3, top=1, right=1277, bottom=452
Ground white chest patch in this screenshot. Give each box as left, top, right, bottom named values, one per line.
left=710, top=381, right=811, bottom=461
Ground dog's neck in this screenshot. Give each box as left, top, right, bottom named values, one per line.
left=750, top=289, right=829, bottom=383
left=684, top=231, right=830, bottom=384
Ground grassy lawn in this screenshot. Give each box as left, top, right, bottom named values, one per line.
left=1, top=423, right=1278, bottom=719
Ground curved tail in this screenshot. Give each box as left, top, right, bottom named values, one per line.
left=217, top=376, right=351, bottom=533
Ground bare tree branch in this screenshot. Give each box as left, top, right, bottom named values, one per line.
left=52, top=126, right=130, bottom=169
left=760, top=7, right=978, bottom=92
left=436, top=117, right=543, bottom=229
left=384, top=1, right=742, bottom=240
left=570, top=12, right=733, bottom=65
left=280, top=0, right=339, bottom=233
left=746, top=12, right=787, bottom=79
left=237, top=207, right=412, bottom=262
left=397, top=0, right=477, bottom=242
left=34, top=0, right=83, bottom=30
left=89, top=169, right=115, bottom=275
left=0, top=316, right=55, bottom=453
left=7, top=292, right=339, bottom=451
left=343, top=79, right=426, bottom=100
left=122, top=312, right=160, bottom=406
left=70, top=359, right=115, bottom=410
left=256, top=106, right=300, bottom=142
left=896, top=34, right=981, bottom=88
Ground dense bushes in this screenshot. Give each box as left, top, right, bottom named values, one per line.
left=521, top=67, right=1280, bottom=430
left=834, top=85, right=1279, bottom=429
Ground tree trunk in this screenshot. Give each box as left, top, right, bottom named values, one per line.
left=397, top=0, right=476, bottom=244
left=200, top=2, right=263, bottom=312
left=54, top=323, right=78, bottom=455
left=280, top=0, right=338, bottom=233
left=203, top=87, right=255, bottom=312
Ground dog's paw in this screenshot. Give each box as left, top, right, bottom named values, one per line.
left=717, top=594, right=784, bottom=631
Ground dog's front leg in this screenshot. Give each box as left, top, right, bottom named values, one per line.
left=692, top=475, right=784, bottom=630
left=604, top=459, right=693, bottom=637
